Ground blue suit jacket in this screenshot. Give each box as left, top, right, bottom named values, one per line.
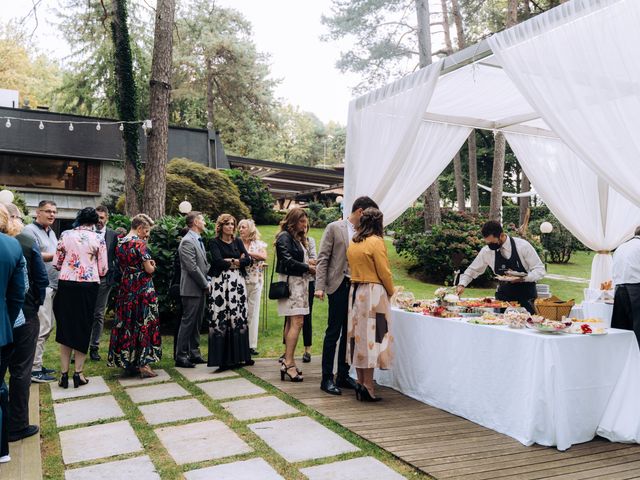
left=0, top=233, right=26, bottom=347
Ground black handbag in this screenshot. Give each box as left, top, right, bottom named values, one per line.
left=268, top=255, right=290, bottom=300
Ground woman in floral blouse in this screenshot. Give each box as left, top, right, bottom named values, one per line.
left=53, top=208, right=108, bottom=388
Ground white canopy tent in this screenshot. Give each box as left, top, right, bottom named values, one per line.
left=344, top=0, right=640, bottom=289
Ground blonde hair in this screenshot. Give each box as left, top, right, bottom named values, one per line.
left=132, top=213, right=155, bottom=230
left=238, top=219, right=261, bottom=242
left=0, top=203, right=21, bottom=237
left=215, top=213, right=237, bottom=238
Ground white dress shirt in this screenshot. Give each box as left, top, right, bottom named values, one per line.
left=459, top=235, right=546, bottom=287
left=613, top=237, right=640, bottom=285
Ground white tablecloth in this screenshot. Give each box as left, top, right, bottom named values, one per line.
left=375, top=309, right=640, bottom=450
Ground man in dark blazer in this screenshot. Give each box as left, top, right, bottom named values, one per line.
left=1, top=204, right=48, bottom=443
left=315, top=196, right=378, bottom=395
left=89, top=205, right=119, bottom=361
left=176, top=211, right=211, bottom=368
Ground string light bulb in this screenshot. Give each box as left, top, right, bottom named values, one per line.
left=68, top=122, right=74, bottom=132
left=38, top=121, right=44, bottom=130
left=5, top=119, right=10, bottom=128
left=96, top=122, right=101, bottom=131
left=119, top=123, right=124, bottom=131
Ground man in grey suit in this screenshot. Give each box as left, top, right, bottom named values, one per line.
left=315, top=196, right=378, bottom=395
left=176, top=211, right=211, bottom=368
left=89, top=205, right=119, bottom=361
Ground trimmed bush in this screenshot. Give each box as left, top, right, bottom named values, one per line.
left=530, top=216, right=577, bottom=264
left=223, top=169, right=275, bottom=224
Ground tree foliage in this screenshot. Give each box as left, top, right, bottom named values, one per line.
left=223, top=169, right=274, bottom=224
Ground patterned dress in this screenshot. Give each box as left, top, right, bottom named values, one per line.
left=108, top=236, right=162, bottom=370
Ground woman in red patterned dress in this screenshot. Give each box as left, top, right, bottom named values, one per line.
left=107, top=214, right=162, bottom=378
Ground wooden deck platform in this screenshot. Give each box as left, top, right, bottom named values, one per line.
left=246, top=358, right=640, bottom=480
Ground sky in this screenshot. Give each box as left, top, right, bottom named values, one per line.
left=1, top=0, right=362, bottom=125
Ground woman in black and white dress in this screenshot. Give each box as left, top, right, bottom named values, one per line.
left=207, top=214, right=254, bottom=371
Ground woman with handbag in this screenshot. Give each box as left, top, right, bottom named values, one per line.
left=273, top=208, right=315, bottom=382
left=207, top=214, right=253, bottom=371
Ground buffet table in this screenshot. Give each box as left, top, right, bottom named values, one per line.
left=375, top=309, right=640, bottom=450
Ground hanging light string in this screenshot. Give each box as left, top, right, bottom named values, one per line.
left=1, top=116, right=152, bottom=133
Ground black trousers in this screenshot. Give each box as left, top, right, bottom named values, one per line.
left=0, top=313, right=39, bottom=435
left=612, top=283, right=640, bottom=348
left=321, top=277, right=350, bottom=378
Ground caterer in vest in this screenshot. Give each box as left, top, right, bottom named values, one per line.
left=455, top=221, right=546, bottom=314
left=611, top=226, right=640, bottom=347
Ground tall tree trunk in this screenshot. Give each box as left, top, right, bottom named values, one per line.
left=488, top=132, right=506, bottom=221
left=416, top=0, right=441, bottom=229
left=110, top=0, right=140, bottom=216
left=519, top=173, right=530, bottom=226
left=205, top=57, right=215, bottom=130
left=451, top=0, right=465, bottom=49
left=468, top=132, right=479, bottom=214
left=453, top=152, right=465, bottom=212
left=143, top=0, right=176, bottom=219
left=440, top=0, right=465, bottom=212
left=489, top=0, right=518, bottom=223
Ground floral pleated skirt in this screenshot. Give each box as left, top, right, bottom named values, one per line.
left=346, top=282, right=393, bottom=369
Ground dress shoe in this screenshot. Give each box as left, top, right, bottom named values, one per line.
left=302, top=352, right=311, bottom=363
left=320, top=374, right=342, bottom=395
left=249, top=348, right=260, bottom=356
left=336, top=375, right=357, bottom=390
left=189, top=356, right=207, bottom=365
left=8, top=425, right=39, bottom=442
left=89, top=347, right=101, bottom=361
left=175, top=359, right=196, bottom=368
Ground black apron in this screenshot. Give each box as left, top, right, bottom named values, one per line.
left=494, top=237, right=538, bottom=314
left=611, top=237, right=640, bottom=348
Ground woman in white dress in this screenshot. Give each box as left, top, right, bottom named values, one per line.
left=238, top=219, right=267, bottom=356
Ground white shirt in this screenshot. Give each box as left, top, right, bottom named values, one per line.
left=613, top=237, right=640, bottom=285
left=347, top=219, right=356, bottom=242
left=459, top=236, right=546, bottom=287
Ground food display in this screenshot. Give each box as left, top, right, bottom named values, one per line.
left=503, top=310, right=530, bottom=329
left=565, top=317, right=608, bottom=335
left=467, top=312, right=506, bottom=325
left=458, top=298, right=514, bottom=309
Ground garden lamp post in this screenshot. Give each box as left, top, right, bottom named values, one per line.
left=540, top=221, right=554, bottom=270
left=178, top=200, right=192, bottom=214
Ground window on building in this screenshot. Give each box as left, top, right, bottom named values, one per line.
left=0, top=154, right=88, bottom=191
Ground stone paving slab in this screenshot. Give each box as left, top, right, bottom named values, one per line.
left=50, top=376, right=110, bottom=401
left=126, top=382, right=190, bottom=404
left=175, top=364, right=239, bottom=383
left=54, top=395, right=124, bottom=427
left=300, top=457, right=406, bottom=479
left=184, top=458, right=284, bottom=480
left=118, top=369, right=171, bottom=387
left=249, top=416, right=359, bottom=463
left=222, top=395, right=299, bottom=421
left=138, top=398, right=212, bottom=425
left=155, top=419, right=252, bottom=465
left=65, top=455, right=160, bottom=480
left=59, top=420, right=143, bottom=465
left=198, top=377, right=265, bottom=400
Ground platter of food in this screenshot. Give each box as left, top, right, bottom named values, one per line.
left=467, top=312, right=506, bottom=326
left=458, top=298, right=514, bottom=309
left=525, top=316, right=572, bottom=333
left=565, top=318, right=608, bottom=335
left=505, top=270, right=527, bottom=277
left=495, top=275, right=522, bottom=282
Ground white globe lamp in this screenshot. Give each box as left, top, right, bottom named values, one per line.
left=540, top=221, right=553, bottom=234
left=335, top=195, right=344, bottom=204
left=0, top=190, right=15, bottom=204
left=178, top=200, right=192, bottom=214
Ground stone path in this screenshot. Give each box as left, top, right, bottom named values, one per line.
left=50, top=364, right=407, bottom=479
left=545, top=273, right=589, bottom=284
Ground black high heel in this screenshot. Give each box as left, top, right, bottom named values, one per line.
left=280, top=363, right=303, bottom=382
left=73, top=372, right=89, bottom=388
left=360, top=385, right=382, bottom=402
left=58, top=372, right=69, bottom=389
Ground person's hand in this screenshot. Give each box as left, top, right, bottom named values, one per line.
left=456, top=285, right=465, bottom=296
left=314, top=289, right=325, bottom=300
left=509, top=277, right=525, bottom=283
left=308, top=264, right=316, bottom=275
left=309, top=259, right=317, bottom=266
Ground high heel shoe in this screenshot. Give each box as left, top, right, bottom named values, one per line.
left=280, top=363, right=303, bottom=382
left=355, top=383, right=364, bottom=401
left=73, top=371, right=89, bottom=388
left=58, top=372, right=69, bottom=389
left=359, top=385, right=382, bottom=402
left=139, top=365, right=158, bottom=379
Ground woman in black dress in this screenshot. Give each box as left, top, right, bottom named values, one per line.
left=207, top=214, right=254, bottom=371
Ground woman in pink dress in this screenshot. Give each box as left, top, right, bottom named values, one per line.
left=53, top=208, right=108, bottom=388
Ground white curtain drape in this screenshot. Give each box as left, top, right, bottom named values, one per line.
left=343, top=60, right=443, bottom=219
left=488, top=0, right=640, bottom=207
left=504, top=132, right=640, bottom=289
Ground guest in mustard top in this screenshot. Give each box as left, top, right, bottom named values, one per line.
left=346, top=207, right=394, bottom=402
